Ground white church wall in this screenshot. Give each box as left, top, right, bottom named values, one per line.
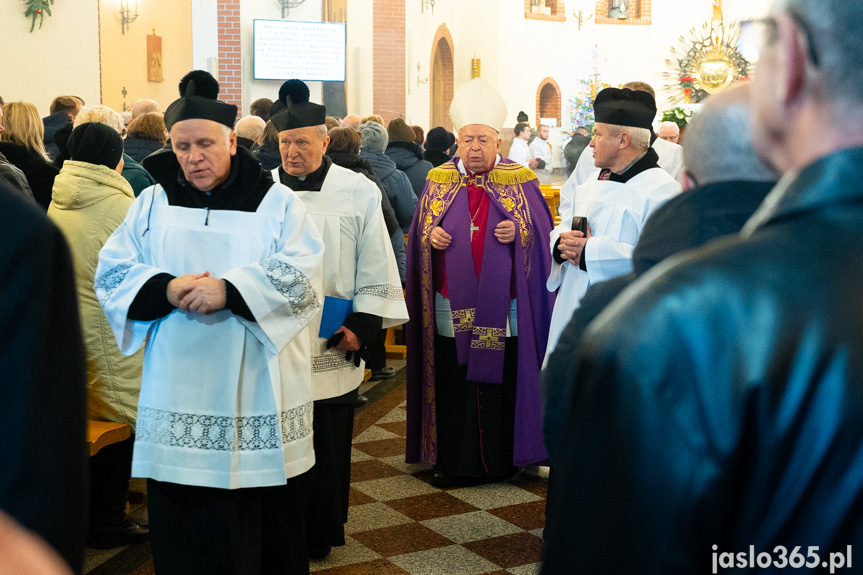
left=0, top=2, right=100, bottom=114
left=191, top=0, right=220, bottom=76
left=347, top=0, right=375, bottom=117
left=402, top=0, right=773, bottom=142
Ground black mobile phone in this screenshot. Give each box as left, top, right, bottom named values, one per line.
left=571, top=216, right=588, bottom=235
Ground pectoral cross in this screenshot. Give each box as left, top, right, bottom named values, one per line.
left=470, top=222, right=479, bottom=240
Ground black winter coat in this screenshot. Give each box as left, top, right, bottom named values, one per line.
left=0, top=142, right=59, bottom=210
left=123, top=137, right=164, bottom=164
left=542, top=149, right=863, bottom=574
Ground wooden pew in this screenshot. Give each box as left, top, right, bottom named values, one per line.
left=87, top=420, right=132, bottom=457
left=539, top=184, right=562, bottom=225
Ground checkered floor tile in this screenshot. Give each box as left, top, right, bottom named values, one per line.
left=310, top=384, right=547, bottom=575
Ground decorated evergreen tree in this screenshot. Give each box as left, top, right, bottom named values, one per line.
left=24, top=0, right=53, bottom=32
left=565, top=44, right=605, bottom=140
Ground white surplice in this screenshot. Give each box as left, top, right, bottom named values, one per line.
left=509, top=138, right=532, bottom=169
left=95, top=182, right=324, bottom=489
left=529, top=137, right=553, bottom=185
left=274, top=164, right=409, bottom=401
left=544, top=168, right=681, bottom=361
left=571, top=136, right=684, bottom=189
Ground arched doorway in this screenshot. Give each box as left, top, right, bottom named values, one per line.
left=430, top=25, right=454, bottom=131
left=536, top=78, right=562, bottom=127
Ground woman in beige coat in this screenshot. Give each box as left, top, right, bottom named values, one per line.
left=47, top=122, right=148, bottom=548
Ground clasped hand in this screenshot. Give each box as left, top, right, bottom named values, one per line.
left=167, top=272, right=227, bottom=314
left=430, top=220, right=516, bottom=249
left=558, top=224, right=593, bottom=265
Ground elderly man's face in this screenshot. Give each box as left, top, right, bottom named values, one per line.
left=457, top=124, right=501, bottom=173
left=590, top=122, right=624, bottom=169
left=279, top=126, right=329, bottom=177
left=171, top=119, right=237, bottom=192
left=658, top=124, right=679, bottom=143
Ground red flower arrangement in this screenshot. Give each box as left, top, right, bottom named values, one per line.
left=679, top=76, right=695, bottom=89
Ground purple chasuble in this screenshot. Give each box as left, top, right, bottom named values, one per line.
left=405, top=157, right=556, bottom=466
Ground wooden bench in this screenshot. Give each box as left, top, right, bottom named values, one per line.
left=87, top=420, right=132, bottom=456
left=540, top=184, right=562, bottom=225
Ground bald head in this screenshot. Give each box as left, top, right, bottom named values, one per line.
left=683, top=83, right=778, bottom=186
left=131, top=99, right=162, bottom=119
left=341, top=114, right=362, bottom=129
left=235, top=115, right=266, bottom=144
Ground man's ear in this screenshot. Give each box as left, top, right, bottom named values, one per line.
left=618, top=131, right=631, bottom=150
left=776, top=13, right=808, bottom=107
left=681, top=170, right=698, bottom=192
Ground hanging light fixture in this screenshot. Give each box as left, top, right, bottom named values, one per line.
left=277, top=0, right=306, bottom=19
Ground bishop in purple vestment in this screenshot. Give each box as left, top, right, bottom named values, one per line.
left=404, top=78, right=555, bottom=484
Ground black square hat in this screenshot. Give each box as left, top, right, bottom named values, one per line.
left=593, top=87, right=656, bottom=130
left=270, top=79, right=327, bottom=132
left=271, top=102, right=328, bottom=132
left=164, top=80, right=237, bottom=130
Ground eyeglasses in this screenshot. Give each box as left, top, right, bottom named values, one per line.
left=739, top=12, right=819, bottom=68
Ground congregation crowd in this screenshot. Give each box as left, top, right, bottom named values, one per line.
left=3, top=0, right=863, bottom=573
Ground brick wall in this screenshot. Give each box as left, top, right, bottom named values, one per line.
left=594, top=0, right=652, bottom=25
left=373, top=0, right=406, bottom=123
left=523, top=0, right=566, bottom=22
left=217, top=0, right=242, bottom=120
left=535, top=78, right=562, bottom=127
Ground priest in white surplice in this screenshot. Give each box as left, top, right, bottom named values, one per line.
left=269, top=80, right=409, bottom=560
left=95, top=81, right=324, bottom=575
left=563, top=81, right=684, bottom=222
left=529, top=123, right=554, bottom=184
left=545, top=87, right=681, bottom=361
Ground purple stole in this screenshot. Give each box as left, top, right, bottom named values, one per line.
left=442, top=173, right=512, bottom=384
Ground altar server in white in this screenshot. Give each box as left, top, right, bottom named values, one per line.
left=269, top=80, right=409, bottom=560
left=95, top=81, right=324, bottom=575
left=545, top=87, right=681, bottom=360
left=565, top=82, right=684, bottom=217
left=529, top=123, right=554, bottom=184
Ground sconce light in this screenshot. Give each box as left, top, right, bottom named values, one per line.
left=571, top=5, right=593, bottom=29
left=277, top=0, right=307, bottom=18
left=421, top=0, right=435, bottom=14
left=417, top=63, right=429, bottom=87
left=119, top=0, right=138, bottom=35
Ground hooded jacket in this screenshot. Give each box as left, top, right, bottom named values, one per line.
left=359, top=148, right=417, bottom=234
left=47, top=160, right=143, bottom=429
left=385, top=140, right=433, bottom=197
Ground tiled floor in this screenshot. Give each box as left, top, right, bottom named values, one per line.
left=310, top=379, right=547, bottom=575
left=84, top=361, right=548, bottom=574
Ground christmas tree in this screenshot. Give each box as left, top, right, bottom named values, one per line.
left=565, top=44, right=605, bottom=140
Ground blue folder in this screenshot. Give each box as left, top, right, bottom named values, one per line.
left=318, top=296, right=353, bottom=338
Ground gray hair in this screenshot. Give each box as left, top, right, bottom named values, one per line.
left=683, top=100, right=778, bottom=185
left=235, top=115, right=266, bottom=142
left=607, top=124, right=651, bottom=153
left=779, top=0, right=863, bottom=112
left=74, top=105, right=124, bottom=133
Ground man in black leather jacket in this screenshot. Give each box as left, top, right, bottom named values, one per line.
left=542, top=0, right=863, bottom=572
